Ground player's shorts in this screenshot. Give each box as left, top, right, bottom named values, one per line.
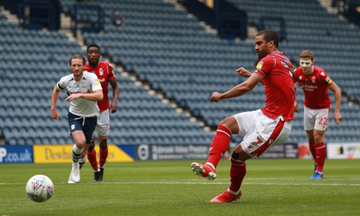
left=95, top=109, right=110, bottom=137
left=68, top=112, right=97, bottom=144
left=232, top=109, right=292, bottom=158
left=303, top=106, right=330, bottom=131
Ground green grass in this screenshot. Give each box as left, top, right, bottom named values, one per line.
left=1, top=159, right=359, bottom=216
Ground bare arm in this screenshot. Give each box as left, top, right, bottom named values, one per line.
left=51, top=85, right=61, bottom=120
left=236, top=67, right=264, bottom=84
left=109, top=79, right=120, bottom=113
left=236, top=67, right=252, bottom=77
left=65, top=90, right=103, bottom=102
left=210, top=73, right=264, bottom=103
left=328, top=82, right=342, bottom=126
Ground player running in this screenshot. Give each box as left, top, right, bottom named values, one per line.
left=78, top=44, right=120, bottom=181
left=51, top=54, right=103, bottom=183
left=293, top=50, right=342, bottom=179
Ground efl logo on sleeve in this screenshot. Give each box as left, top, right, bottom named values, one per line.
left=256, top=61, right=264, bottom=69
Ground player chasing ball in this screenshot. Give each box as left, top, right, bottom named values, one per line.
left=51, top=54, right=103, bottom=184
left=78, top=44, right=120, bottom=182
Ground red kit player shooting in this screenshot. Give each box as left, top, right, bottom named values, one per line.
left=191, top=30, right=295, bottom=203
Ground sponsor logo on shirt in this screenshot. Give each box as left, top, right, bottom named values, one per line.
left=300, top=84, right=318, bottom=92
left=256, top=61, right=264, bottom=69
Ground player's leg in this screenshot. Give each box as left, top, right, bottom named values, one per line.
left=313, top=130, right=326, bottom=172
left=68, top=113, right=85, bottom=183
left=81, top=116, right=99, bottom=181
left=306, top=130, right=316, bottom=169
left=95, top=110, right=110, bottom=181
left=86, top=133, right=99, bottom=173
left=98, top=135, right=108, bottom=181
left=310, top=108, right=329, bottom=180
left=211, top=113, right=291, bottom=203
left=79, top=143, right=89, bottom=169
left=191, top=110, right=259, bottom=181
left=191, top=114, right=241, bottom=181
left=68, top=130, right=86, bottom=183
left=87, top=142, right=101, bottom=181
left=209, top=143, right=249, bottom=203
left=303, top=106, right=317, bottom=172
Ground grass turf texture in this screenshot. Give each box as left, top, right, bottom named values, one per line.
left=1, top=159, right=359, bottom=216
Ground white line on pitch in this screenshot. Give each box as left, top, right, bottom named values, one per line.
left=1, top=181, right=360, bottom=186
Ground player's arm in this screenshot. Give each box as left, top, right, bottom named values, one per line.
left=51, top=85, right=61, bottom=120
left=65, top=90, right=103, bottom=102
left=210, top=73, right=263, bottom=103
left=236, top=67, right=264, bottom=84
left=328, top=82, right=342, bottom=126
left=109, top=79, right=120, bottom=113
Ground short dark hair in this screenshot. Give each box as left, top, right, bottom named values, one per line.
left=69, top=54, right=86, bottom=65
left=87, top=43, right=100, bottom=53
left=256, top=29, right=279, bottom=48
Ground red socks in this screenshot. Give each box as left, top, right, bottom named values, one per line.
left=87, top=149, right=99, bottom=172
left=207, top=125, right=232, bottom=168
left=315, top=141, right=326, bottom=173
left=229, top=158, right=246, bottom=193
left=99, top=146, right=108, bottom=168
left=308, top=141, right=316, bottom=163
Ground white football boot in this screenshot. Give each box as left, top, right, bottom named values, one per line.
left=68, top=162, right=80, bottom=183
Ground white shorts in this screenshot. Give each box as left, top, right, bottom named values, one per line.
left=233, top=109, right=292, bottom=158
left=303, top=106, right=330, bottom=131
left=95, top=109, right=110, bottom=137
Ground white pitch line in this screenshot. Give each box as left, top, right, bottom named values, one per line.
left=1, top=181, right=360, bottom=186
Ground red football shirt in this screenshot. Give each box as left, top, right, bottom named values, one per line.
left=293, top=65, right=332, bottom=109
left=254, top=52, right=295, bottom=121
left=84, top=61, right=116, bottom=112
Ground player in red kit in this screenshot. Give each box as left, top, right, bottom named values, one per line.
left=79, top=44, right=120, bottom=181
left=191, top=30, right=295, bottom=202
left=293, top=50, right=342, bottom=180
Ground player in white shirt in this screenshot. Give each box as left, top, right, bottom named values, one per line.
left=51, top=54, right=103, bottom=183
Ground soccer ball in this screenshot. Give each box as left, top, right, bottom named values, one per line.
left=25, top=175, right=54, bottom=202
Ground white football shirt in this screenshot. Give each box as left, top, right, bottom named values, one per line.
left=57, top=72, right=103, bottom=117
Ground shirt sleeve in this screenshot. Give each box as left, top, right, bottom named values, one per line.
left=319, top=70, right=333, bottom=86
left=292, top=68, right=299, bottom=82
left=254, top=56, right=274, bottom=77
left=108, top=63, right=116, bottom=81
left=90, top=74, right=103, bottom=92
left=57, top=77, right=66, bottom=90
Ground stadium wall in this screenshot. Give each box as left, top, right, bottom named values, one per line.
left=0, top=143, right=359, bottom=164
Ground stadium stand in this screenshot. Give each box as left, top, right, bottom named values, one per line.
left=0, top=0, right=359, bottom=146
left=0, top=3, right=214, bottom=146
left=74, top=0, right=360, bottom=143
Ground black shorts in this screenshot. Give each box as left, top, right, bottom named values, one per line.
left=68, top=112, right=97, bottom=144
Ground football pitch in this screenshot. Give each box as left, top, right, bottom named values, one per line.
left=1, top=159, right=359, bottom=216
